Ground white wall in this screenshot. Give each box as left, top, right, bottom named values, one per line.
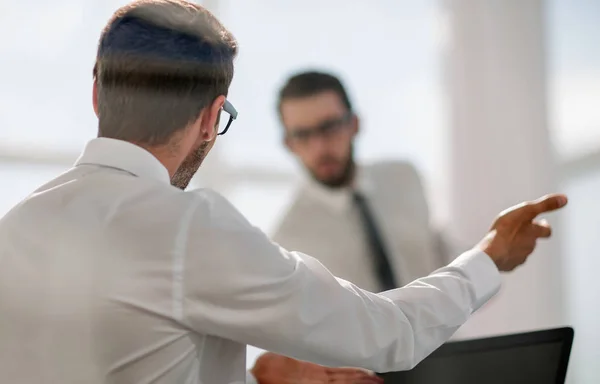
left=445, top=0, right=566, bottom=338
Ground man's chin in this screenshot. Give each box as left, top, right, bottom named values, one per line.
left=314, top=174, right=348, bottom=189
left=311, top=161, right=355, bottom=189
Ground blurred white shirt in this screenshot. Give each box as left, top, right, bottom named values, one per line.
left=0, top=138, right=501, bottom=384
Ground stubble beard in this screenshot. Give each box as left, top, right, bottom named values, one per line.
left=170, top=141, right=210, bottom=190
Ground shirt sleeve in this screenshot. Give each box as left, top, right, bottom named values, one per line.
left=181, top=190, right=501, bottom=373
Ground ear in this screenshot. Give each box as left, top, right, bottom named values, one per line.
left=351, top=113, right=360, bottom=137
left=198, top=95, right=226, bottom=142
left=283, top=136, right=296, bottom=154
left=92, top=80, right=99, bottom=117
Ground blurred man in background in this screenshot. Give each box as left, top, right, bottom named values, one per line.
left=273, top=70, right=452, bottom=291
left=251, top=71, right=458, bottom=382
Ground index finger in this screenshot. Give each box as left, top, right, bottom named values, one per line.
left=499, top=194, right=568, bottom=224
left=527, top=194, right=568, bottom=218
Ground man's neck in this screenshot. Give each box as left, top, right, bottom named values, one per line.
left=138, top=144, right=182, bottom=180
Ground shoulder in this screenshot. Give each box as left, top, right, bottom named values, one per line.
left=361, top=160, right=432, bottom=222
left=364, top=159, right=420, bottom=178
left=100, top=185, right=258, bottom=240
left=184, top=188, right=257, bottom=233
left=181, top=189, right=291, bottom=287
left=362, top=160, right=424, bottom=192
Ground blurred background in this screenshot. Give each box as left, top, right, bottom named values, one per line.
left=0, top=0, right=598, bottom=382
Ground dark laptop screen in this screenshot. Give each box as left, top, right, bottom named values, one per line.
left=379, top=328, right=573, bottom=384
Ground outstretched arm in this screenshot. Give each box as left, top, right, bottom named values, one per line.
left=182, top=191, right=566, bottom=372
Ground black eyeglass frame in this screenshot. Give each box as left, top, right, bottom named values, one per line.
left=217, top=99, right=238, bottom=136
left=285, top=111, right=354, bottom=142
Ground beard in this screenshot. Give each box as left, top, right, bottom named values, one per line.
left=171, top=141, right=210, bottom=190
left=310, top=148, right=356, bottom=189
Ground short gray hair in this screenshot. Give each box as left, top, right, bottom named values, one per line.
left=94, top=0, right=238, bottom=146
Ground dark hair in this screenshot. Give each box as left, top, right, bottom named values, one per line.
left=94, top=0, right=238, bottom=146
left=277, top=71, right=353, bottom=119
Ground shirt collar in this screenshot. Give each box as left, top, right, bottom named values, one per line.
left=74, top=138, right=171, bottom=184
left=302, top=165, right=374, bottom=213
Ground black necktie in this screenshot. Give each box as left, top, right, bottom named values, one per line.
left=352, top=192, right=398, bottom=291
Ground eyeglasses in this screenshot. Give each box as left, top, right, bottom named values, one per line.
left=286, top=112, right=353, bottom=144
left=217, top=99, right=238, bottom=136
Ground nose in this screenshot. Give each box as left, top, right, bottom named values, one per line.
left=311, top=133, right=330, bottom=149
left=304, top=134, right=333, bottom=161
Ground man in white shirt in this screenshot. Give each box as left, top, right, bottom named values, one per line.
left=0, top=1, right=567, bottom=384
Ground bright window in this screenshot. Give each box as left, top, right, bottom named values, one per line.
left=0, top=163, right=68, bottom=217
left=547, top=0, right=600, bottom=156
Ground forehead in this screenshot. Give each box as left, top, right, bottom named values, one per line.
left=280, top=91, right=348, bottom=130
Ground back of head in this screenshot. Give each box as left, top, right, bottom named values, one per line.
left=94, top=0, right=238, bottom=146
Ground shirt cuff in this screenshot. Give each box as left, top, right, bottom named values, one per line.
left=448, top=249, right=501, bottom=310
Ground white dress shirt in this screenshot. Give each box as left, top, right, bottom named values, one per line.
left=273, top=161, right=452, bottom=292
left=0, top=138, right=501, bottom=384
